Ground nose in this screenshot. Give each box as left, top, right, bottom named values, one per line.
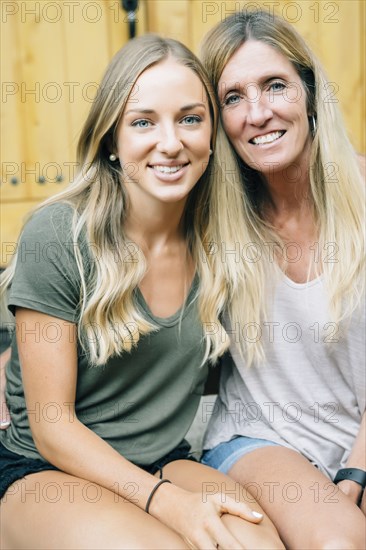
left=246, top=91, right=273, bottom=127
left=156, top=124, right=183, bottom=156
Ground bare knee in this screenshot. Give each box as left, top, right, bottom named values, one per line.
left=316, top=542, right=363, bottom=550
left=310, top=533, right=366, bottom=550
left=1, top=473, right=189, bottom=550
left=222, top=513, right=285, bottom=550
left=164, top=461, right=285, bottom=549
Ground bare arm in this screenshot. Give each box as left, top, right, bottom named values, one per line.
left=17, top=307, right=262, bottom=549
left=338, top=153, right=366, bottom=512
left=337, top=153, right=366, bottom=512
left=337, top=412, right=366, bottom=513
left=0, top=347, right=11, bottom=428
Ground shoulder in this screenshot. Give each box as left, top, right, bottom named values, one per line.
left=16, top=202, right=82, bottom=269
left=22, top=202, right=76, bottom=241
left=18, top=202, right=82, bottom=258
left=10, top=202, right=83, bottom=320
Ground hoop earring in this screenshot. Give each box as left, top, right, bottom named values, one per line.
left=310, top=115, right=317, bottom=136
left=109, top=153, right=118, bottom=162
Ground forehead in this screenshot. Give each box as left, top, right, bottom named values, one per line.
left=219, top=40, right=300, bottom=88
left=125, top=59, right=209, bottom=107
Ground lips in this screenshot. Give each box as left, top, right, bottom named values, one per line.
left=148, top=161, right=190, bottom=182
left=250, top=130, right=286, bottom=145
left=152, top=164, right=186, bottom=174
left=148, top=161, right=189, bottom=173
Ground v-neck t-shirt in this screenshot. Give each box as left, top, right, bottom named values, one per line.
left=1, top=203, right=208, bottom=465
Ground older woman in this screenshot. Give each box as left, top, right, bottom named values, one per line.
left=200, top=10, right=365, bottom=550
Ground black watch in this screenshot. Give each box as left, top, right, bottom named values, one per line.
left=334, top=468, right=366, bottom=489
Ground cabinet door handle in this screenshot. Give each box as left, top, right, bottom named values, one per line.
left=121, top=0, right=138, bottom=39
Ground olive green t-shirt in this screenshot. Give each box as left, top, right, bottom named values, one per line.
left=1, top=204, right=208, bottom=465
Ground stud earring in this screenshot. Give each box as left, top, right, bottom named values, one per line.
left=209, top=149, right=213, bottom=155
left=109, top=153, right=117, bottom=162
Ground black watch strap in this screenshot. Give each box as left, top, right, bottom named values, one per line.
left=334, top=468, right=366, bottom=489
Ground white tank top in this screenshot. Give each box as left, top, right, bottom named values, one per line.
left=203, top=276, right=365, bottom=478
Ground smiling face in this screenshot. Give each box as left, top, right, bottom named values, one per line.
left=218, top=40, right=312, bottom=178
left=116, top=58, right=212, bottom=210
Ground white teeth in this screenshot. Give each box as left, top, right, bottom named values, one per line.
left=252, top=131, right=284, bottom=145
left=153, top=165, right=183, bottom=174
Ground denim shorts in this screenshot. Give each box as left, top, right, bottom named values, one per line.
left=201, top=435, right=279, bottom=474
left=0, top=439, right=196, bottom=500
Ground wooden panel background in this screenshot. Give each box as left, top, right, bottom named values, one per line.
left=1, top=0, right=365, bottom=265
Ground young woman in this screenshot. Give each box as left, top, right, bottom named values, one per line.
left=0, top=35, right=284, bottom=550
left=200, top=10, right=365, bottom=549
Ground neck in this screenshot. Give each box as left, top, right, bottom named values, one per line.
left=262, top=146, right=312, bottom=218
left=266, top=172, right=310, bottom=214
left=125, top=199, right=187, bottom=252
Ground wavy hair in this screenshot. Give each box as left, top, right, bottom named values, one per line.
left=201, top=10, right=365, bottom=365
left=1, top=34, right=250, bottom=365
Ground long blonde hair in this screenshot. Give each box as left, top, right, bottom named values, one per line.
left=1, top=34, right=250, bottom=366
left=201, top=10, right=365, bottom=365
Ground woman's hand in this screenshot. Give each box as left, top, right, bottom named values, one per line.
left=0, top=347, right=11, bottom=429
left=337, top=412, right=366, bottom=514
left=337, top=480, right=365, bottom=514
left=150, top=484, right=263, bottom=549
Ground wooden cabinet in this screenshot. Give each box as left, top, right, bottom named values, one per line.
left=1, top=1, right=365, bottom=266
left=0, top=0, right=147, bottom=262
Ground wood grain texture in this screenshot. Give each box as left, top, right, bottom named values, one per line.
left=1, top=0, right=364, bottom=256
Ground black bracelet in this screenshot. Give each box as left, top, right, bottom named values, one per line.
left=145, top=479, right=171, bottom=514
left=334, top=468, right=366, bottom=489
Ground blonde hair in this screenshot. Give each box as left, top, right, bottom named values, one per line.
left=1, top=34, right=249, bottom=365
left=201, top=11, right=365, bottom=365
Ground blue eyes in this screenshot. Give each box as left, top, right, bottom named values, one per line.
left=182, top=115, right=201, bottom=125
left=131, top=115, right=201, bottom=128
left=224, top=95, right=240, bottom=106
left=223, top=81, right=286, bottom=106
left=132, top=120, right=151, bottom=128
left=269, top=81, right=286, bottom=92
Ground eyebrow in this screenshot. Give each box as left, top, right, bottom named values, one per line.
left=219, top=73, right=291, bottom=95
left=124, top=103, right=207, bottom=116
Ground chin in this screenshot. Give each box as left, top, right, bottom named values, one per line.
left=157, top=191, right=190, bottom=204
left=160, top=185, right=196, bottom=202
left=248, top=153, right=297, bottom=173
